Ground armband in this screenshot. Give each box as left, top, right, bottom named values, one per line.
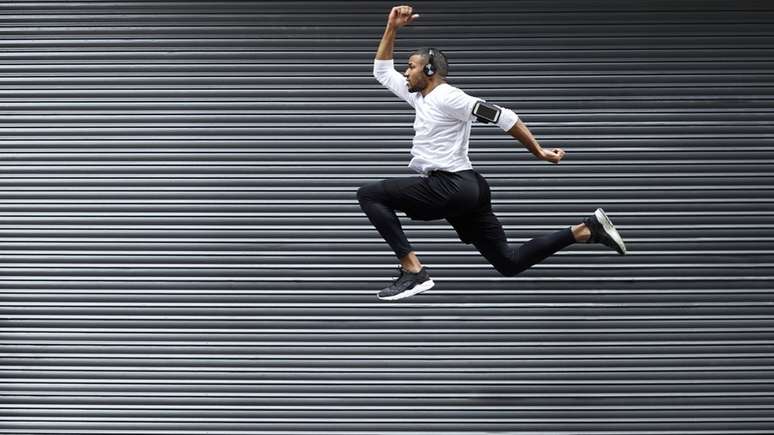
left=472, top=101, right=501, bottom=124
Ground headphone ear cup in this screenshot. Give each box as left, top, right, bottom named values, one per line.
left=424, top=48, right=436, bottom=76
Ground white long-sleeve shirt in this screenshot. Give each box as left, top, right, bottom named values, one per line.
left=373, top=58, right=518, bottom=174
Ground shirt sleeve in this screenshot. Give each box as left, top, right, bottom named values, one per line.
left=442, top=88, right=520, bottom=131
left=495, top=105, right=519, bottom=131
left=373, top=59, right=416, bottom=107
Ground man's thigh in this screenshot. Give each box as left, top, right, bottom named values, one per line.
left=379, top=176, right=450, bottom=221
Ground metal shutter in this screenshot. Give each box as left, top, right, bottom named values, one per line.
left=1, top=0, right=773, bottom=433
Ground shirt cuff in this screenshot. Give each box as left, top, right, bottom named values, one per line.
left=373, top=58, right=395, bottom=73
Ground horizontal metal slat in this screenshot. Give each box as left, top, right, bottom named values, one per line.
left=2, top=1, right=773, bottom=433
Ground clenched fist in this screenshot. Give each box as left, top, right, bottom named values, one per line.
left=388, top=5, right=419, bottom=28
left=542, top=148, right=566, bottom=164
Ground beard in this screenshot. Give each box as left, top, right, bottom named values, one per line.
left=407, top=78, right=426, bottom=93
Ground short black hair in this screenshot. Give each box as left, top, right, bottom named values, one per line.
left=411, top=47, right=448, bottom=77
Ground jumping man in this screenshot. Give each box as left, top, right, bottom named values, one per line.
left=358, top=5, right=627, bottom=301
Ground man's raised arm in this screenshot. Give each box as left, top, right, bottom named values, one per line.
left=373, top=5, right=419, bottom=105
left=376, top=5, right=419, bottom=60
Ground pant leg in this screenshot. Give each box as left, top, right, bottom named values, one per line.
left=357, top=176, right=453, bottom=259
left=468, top=212, right=576, bottom=277
left=447, top=172, right=576, bottom=276
left=357, top=180, right=414, bottom=258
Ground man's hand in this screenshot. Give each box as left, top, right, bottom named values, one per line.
left=376, top=5, right=417, bottom=60
left=388, top=5, right=419, bottom=29
left=541, top=148, right=566, bottom=164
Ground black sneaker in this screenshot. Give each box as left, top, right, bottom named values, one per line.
left=377, top=267, right=435, bottom=301
left=584, top=208, right=627, bottom=255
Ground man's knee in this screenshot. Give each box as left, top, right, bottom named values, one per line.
left=475, top=241, right=524, bottom=277
left=494, top=263, right=524, bottom=277
left=357, top=182, right=387, bottom=207
left=487, top=249, right=528, bottom=277
left=356, top=183, right=375, bottom=203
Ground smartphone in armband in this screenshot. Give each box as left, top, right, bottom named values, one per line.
left=472, top=101, right=501, bottom=124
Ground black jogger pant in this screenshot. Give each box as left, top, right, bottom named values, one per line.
left=356, top=170, right=576, bottom=277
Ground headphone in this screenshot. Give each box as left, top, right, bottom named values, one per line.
left=423, top=48, right=436, bottom=77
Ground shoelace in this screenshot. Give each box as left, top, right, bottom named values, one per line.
left=390, top=267, right=406, bottom=285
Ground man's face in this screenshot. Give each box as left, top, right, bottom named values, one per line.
left=404, top=54, right=430, bottom=93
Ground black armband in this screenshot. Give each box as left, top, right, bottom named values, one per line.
left=472, top=101, right=501, bottom=124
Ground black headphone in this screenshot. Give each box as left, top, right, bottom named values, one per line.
left=423, top=48, right=436, bottom=77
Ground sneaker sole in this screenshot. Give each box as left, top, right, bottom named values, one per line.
left=377, top=279, right=435, bottom=301
left=595, top=208, right=627, bottom=255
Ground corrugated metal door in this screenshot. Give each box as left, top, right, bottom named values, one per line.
left=2, top=1, right=773, bottom=433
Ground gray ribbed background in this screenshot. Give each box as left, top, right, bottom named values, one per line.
left=1, top=1, right=773, bottom=433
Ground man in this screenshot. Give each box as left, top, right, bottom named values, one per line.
left=358, top=5, right=627, bottom=301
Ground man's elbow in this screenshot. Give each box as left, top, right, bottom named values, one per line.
left=372, top=71, right=390, bottom=87
left=372, top=66, right=386, bottom=81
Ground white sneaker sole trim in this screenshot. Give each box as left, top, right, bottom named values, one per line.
left=595, top=208, right=627, bottom=255
left=377, top=279, right=435, bottom=301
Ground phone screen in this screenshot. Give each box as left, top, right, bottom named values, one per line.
left=475, top=103, right=499, bottom=122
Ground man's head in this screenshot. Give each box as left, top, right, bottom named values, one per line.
left=404, top=48, right=448, bottom=93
